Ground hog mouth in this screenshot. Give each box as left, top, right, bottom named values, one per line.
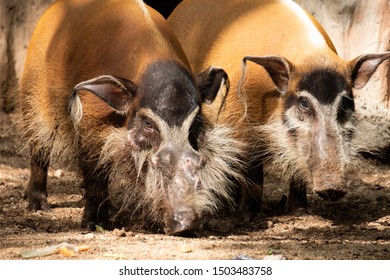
left=312, top=177, right=347, bottom=201
left=164, top=207, right=200, bottom=236
left=315, top=188, right=346, bottom=201
left=162, top=172, right=202, bottom=236
left=309, top=167, right=347, bottom=201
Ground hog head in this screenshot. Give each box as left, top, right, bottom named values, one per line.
left=70, top=61, right=230, bottom=235
left=241, top=52, right=390, bottom=208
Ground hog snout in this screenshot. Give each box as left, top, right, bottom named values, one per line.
left=315, top=188, right=346, bottom=201
left=162, top=174, right=200, bottom=235
left=151, top=146, right=204, bottom=235
left=312, top=174, right=346, bottom=201
left=165, top=207, right=199, bottom=236
left=309, top=130, right=347, bottom=202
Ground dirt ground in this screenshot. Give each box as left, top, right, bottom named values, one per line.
left=0, top=108, right=390, bottom=260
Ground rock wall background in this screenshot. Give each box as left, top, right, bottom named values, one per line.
left=0, top=0, right=389, bottom=153
left=0, top=0, right=53, bottom=111
left=295, top=0, right=390, bottom=156
left=297, top=0, right=389, bottom=103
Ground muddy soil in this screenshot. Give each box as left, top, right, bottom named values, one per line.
left=0, top=109, right=389, bottom=260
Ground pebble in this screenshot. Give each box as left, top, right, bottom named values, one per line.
left=263, top=254, right=286, bottom=260
left=235, top=253, right=255, bottom=260
left=83, top=232, right=95, bottom=240
left=112, top=228, right=127, bottom=237
left=266, top=220, right=274, bottom=228
left=54, top=169, right=63, bottom=178
left=177, top=243, right=193, bottom=253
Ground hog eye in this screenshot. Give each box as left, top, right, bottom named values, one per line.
left=128, top=116, right=160, bottom=150
left=298, top=97, right=310, bottom=111
left=142, top=117, right=157, bottom=132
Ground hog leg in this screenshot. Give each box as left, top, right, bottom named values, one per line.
left=285, top=178, right=309, bottom=213
left=25, top=150, right=50, bottom=211
left=80, top=171, right=111, bottom=231
left=239, top=161, right=263, bottom=221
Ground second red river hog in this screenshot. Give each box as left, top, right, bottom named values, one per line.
left=168, top=0, right=390, bottom=214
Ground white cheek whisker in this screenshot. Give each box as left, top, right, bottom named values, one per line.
left=254, top=88, right=357, bottom=192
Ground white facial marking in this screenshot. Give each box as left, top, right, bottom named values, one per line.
left=137, top=107, right=199, bottom=146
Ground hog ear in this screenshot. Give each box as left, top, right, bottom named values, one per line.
left=242, top=55, right=292, bottom=94
left=350, top=52, right=390, bottom=90
left=196, top=66, right=229, bottom=105
left=73, top=75, right=137, bottom=114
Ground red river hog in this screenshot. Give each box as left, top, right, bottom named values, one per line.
left=19, top=0, right=245, bottom=235
left=168, top=0, right=390, bottom=214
